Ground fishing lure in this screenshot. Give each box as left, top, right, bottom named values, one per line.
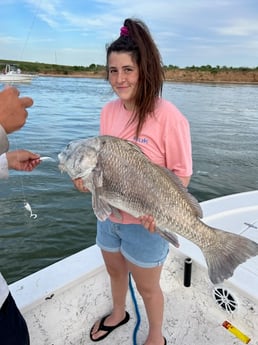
left=22, top=157, right=54, bottom=220
left=40, top=156, right=55, bottom=162
left=24, top=201, right=37, bottom=219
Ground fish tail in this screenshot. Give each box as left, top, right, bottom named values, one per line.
left=202, top=228, right=258, bottom=284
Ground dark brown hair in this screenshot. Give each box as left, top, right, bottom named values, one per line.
left=106, top=18, right=165, bottom=137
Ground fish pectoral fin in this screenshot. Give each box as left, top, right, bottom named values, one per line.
left=92, top=192, right=112, bottom=221
left=90, top=163, right=112, bottom=221
left=111, top=207, right=122, bottom=220
left=155, top=227, right=180, bottom=248
left=92, top=164, right=103, bottom=187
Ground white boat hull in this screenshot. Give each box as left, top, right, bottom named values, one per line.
left=0, top=63, right=36, bottom=83
left=0, top=74, right=35, bottom=83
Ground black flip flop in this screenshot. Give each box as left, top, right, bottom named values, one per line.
left=90, top=311, right=130, bottom=342
left=143, top=336, right=167, bottom=345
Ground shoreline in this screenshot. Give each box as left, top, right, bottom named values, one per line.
left=39, top=69, right=258, bottom=84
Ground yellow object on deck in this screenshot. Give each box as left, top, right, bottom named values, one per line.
left=222, top=321, right=251, bottom=344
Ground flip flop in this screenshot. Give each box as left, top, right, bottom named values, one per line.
left=90, top=311, right=130, bottom=342
left=143, top=336, right=167, bottom=345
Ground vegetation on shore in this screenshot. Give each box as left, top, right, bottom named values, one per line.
left=1, top=59, right=258, bottom=83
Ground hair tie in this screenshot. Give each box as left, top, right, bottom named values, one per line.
left=120, top=26, right=129, bottom=36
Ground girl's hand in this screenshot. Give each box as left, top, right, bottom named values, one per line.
left=138, top=214, right=156, bottom=233
left=73, top=178, right=89, bottom=192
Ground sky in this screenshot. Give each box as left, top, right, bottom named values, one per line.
left=1, top=0, right=258, bottom=68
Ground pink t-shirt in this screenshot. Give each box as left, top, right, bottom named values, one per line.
left=100, top=98, right=192, bottom=224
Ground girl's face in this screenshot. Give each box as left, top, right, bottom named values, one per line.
left=108, top=52, right=139, bottom=111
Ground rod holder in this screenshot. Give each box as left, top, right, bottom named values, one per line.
left=184, top=257, right=192, bottom=287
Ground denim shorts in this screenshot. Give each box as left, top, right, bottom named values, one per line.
left=96, top=219, right=169, bottom=268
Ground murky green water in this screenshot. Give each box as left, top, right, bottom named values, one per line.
left=1, top=77, right=257, bottom=283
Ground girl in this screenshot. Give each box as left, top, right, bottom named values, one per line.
left=75, top=18, right=192, bottom=345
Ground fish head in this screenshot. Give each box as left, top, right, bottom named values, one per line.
left=58, top=137, right=101, bottom=179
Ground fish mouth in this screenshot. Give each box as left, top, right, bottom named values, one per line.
left=57, top=152, right=67, bottom=171
left=58, top=163, right=66, bottom=173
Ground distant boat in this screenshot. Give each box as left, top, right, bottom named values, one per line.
left=0, top=63, right=37, bottom=83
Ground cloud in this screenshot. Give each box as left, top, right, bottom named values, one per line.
left=25, top=0, right=60, bottom=15
left=215, top=19, right=258, bottom=36
left=0, top=35, right=20, bottom=45
left=2, top=0, right=258, bottom=67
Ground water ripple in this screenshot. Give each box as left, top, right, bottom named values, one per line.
left=1, top=78, right=257, bottom=282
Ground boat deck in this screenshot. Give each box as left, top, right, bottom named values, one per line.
left=10, top=191, right=258, bottom=344
left=178, top=190, right=258, bottom=301
left=10, top=247, right=258, bottom=345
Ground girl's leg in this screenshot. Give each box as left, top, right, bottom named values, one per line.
left=128, top=261, right=165, bottom=345
left=90, top=250, right=129, bottom=341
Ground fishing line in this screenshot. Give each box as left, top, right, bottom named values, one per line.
left=20, top=0, right=43, bottom=61
left=10, top=0, right=43, bottom=219
left=18, top=173, right=37, bottom=219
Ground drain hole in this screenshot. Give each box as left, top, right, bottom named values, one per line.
left=213, top=287, right=237, bottom=313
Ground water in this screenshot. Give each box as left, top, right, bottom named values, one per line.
left=1, top=77, right=257, bottom=283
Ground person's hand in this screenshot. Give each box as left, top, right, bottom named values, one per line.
left=73, top=178, right=89, bottom=192
left=139, top=214, right=156, bottom=232
left=0, top=87, right=33, bottom=134
left=6, top=150, right=40, bottom=171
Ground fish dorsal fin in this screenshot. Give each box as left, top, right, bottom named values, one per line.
left=101, top=135, right=144, bottom=155
left=186, top=192, right=203, bottom=218
left=125, top=140, right=144, bottom=154
left=157, top=166, right=203, bottom=218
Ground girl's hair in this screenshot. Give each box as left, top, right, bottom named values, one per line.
left=106, top=18, right=165, bottom=137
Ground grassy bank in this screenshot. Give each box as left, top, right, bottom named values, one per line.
left=1, top=59, right=258, bottom=83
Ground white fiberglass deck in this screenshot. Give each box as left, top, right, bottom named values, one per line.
left=10, top=191, right=258, bottom=345
left=178, top=190, right=258, bottom=301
